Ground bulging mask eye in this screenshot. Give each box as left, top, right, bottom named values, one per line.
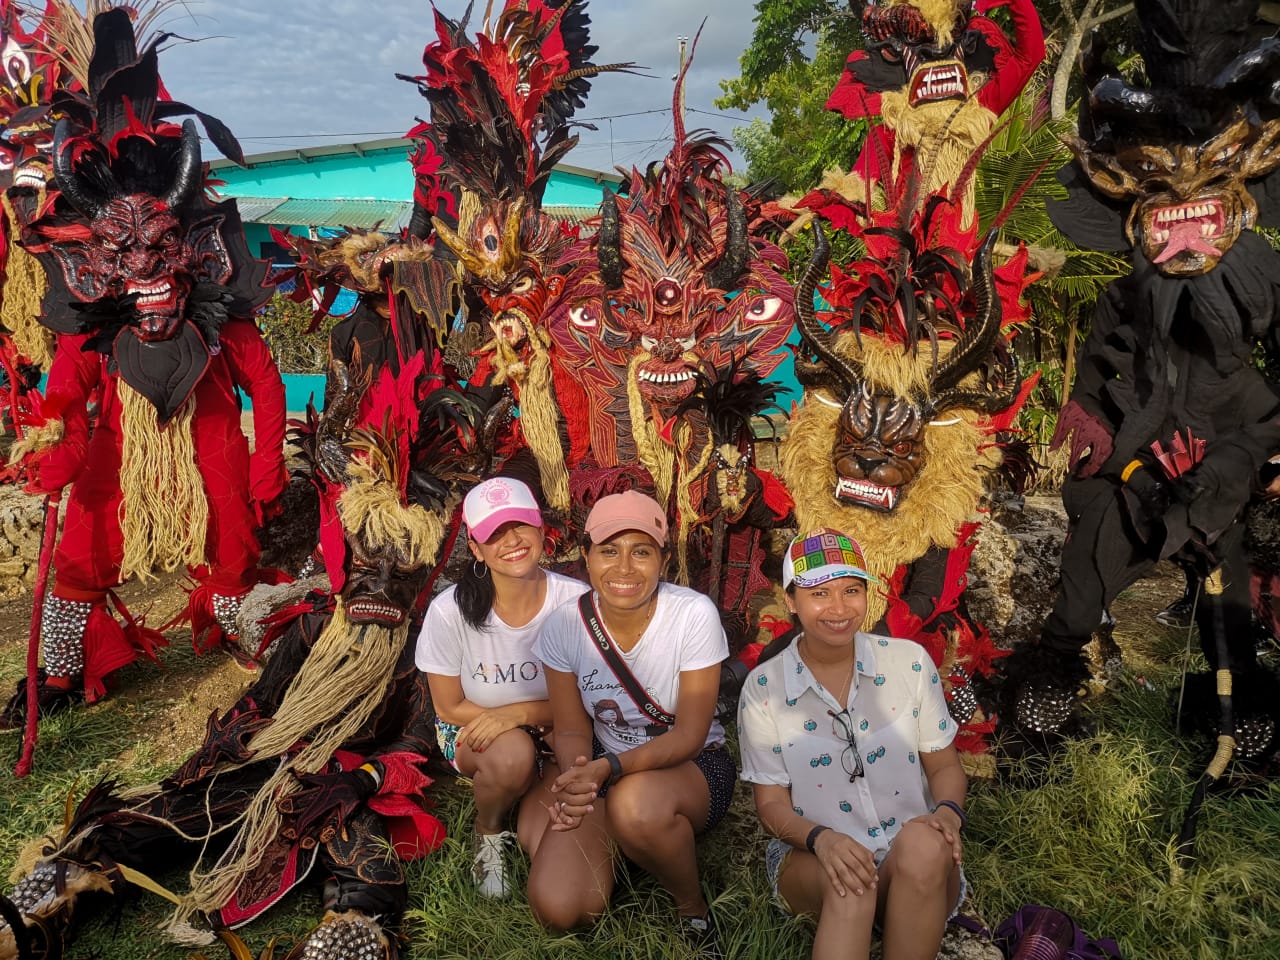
left=747, top=296, right=783, bottom=322
left=570, top=303, right=599, bottom=329
left=1212, top=142, right=1241, bottom=164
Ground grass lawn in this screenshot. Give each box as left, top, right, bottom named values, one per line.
left=0, top=573, right=1277, bottom=959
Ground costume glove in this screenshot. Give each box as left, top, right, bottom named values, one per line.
left=277, top=764, right=381, bottom=843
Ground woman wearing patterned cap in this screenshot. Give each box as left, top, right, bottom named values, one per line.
left=416, top=477, right=588, bottom=898
left=526, top=490, right=734, bottom=957
left=737, top=528, right=967, bottom=960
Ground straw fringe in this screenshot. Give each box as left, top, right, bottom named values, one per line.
left=0, top=199, right=53, bottom=370
left=513, top=331, right=571, bottom=514
left=173, top=604, right=407, bottom=927
left=626, top=356, right=674, bottom=509
left=7, top=419, right=63, bottom=466
left=117, top=382, right=207, bottom=581
left=337, top=470, right=444, bottom=568
left=781, top=338, right=999, bottom=627
left=674, top=421, right=714, bottom=586
left=879, top=90, right=995, bottom=224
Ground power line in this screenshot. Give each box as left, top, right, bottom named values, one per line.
left=205, top=106, right=755, bottom=144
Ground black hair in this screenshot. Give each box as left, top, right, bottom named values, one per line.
left=456, top=554, right=496, bottom=631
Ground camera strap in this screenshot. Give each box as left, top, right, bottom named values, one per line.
left=577, top=592, right=675, bottom=728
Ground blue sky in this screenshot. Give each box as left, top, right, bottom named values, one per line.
left=152, top=0, right=770, bottom=175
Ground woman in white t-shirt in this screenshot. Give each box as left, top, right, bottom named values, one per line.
left=416, top=477, right=587, bottom=899
left=738, top=529, right=967, bottom=960
left=527, top=491, right=733, bottom=956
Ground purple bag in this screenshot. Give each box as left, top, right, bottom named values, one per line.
left=993, top=905, right=1122, bottom=960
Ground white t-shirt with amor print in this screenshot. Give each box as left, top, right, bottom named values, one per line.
left=534, top=582, right=729, bottom=755
left=416, top=571, right=588, bottom=708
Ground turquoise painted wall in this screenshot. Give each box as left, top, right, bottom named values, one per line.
left=214, top=145, right=613, bottom=209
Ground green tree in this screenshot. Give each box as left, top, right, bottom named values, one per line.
left=717, top=2, right=864, bottom=193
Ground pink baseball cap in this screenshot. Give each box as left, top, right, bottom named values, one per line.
left=584, top=490, right=668, bottom=546
left=463, top=477, right=543, bottom=543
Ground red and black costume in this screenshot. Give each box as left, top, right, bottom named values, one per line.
left=824, top=0, right=1043, bottom=224
left=2, top=10, right=285, bottom=716
left=0, top=354, right=474, bottom=960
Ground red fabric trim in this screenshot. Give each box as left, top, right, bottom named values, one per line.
left=756, top=468, right=795, bottom=520
left=333, top=750, right=446, bottom=861
left=80, top=596, right=167, bottom=701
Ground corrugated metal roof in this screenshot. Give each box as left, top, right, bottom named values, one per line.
left=231, top=196, right=287, bottom=221
left=249, top=198, right=414, bottom=230
left=231, top=196, right=593, bottom=232
left=546, top=205, right=601, bottom=224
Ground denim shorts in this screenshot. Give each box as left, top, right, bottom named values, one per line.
left=592, top=737, right=737, bottom=832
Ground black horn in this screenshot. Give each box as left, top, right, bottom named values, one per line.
left=795, top=224, right=860, bottom=390
left=161, top=120, right=202, bottom=213
left=51, top=119, right=109, bottom=220
left=932, top=232, right=1003, bottom=394
left=706, top=190, right=749, bottom=292
left=598, top=188, right=624, bottom=290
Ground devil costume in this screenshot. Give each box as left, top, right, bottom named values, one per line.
left=826, top=0, right=1043, bottom=218
left=0, top=356, right=469, bottom=960
left=780, top=184, right=1037, bottom=768
left=397, top=0, right=634, bottom=519
left=1021, top=0, right=1280, bottom=752
left=0, top=10, right=286, bottom=718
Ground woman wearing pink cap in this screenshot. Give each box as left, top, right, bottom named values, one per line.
left=415, top=477, right=587, bottom=899
left=526, top=490, right=733, bottom=958
left=737, top=528, right=967, bottom=960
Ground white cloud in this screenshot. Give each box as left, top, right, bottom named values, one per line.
left=154, top=0, right=770, bottom=172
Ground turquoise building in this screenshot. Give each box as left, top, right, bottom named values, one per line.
left=208, top=138, right=622, bottom=263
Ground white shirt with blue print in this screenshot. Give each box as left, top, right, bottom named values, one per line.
left=737, top=631, right=955, bottom=859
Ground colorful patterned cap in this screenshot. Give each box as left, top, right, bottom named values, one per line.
left=782, top=528, right=879, bottom=590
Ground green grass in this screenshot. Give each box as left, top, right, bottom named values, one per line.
left=1, top=582, right=1279, bottom=959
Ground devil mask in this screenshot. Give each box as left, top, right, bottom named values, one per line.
left=15, top=9, right=267, bottom=421
left=1051, top=0, right=1280, bottom=277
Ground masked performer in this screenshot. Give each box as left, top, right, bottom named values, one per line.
left=826, top=0, right=1043, bottom=221
left=0, top=0, right=58, bottom=414
left=399, top=0, right=633, bottom=516
left=0, top=8, right=286, bottom=723
left=676, top=365, right=794, bottom=642
left=0, top=358, right=460, bottom=960
left=780, top=192, right=1036, bottom=769
left=1013, top=0, right=1280, bottom=750
left=269, top=125, right=462, bottom=407
left=545, top=43, right=795, bottom=595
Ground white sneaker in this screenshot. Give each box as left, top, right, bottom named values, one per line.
left=472, top=830, right=514, bottom=898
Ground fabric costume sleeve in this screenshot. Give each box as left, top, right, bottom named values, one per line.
left=972, top=0, right=1045, bottom=116
left=1182, top=375, right=1280, bottom=540
left=737, top=662, right=790, bottom=787
left=218, top=319, right=287, bottom=514
left=912, top=645, right=956, bottom=753
left=27, top=333, right=101, bottom=493
left=367, top=664, right=438, bottom=761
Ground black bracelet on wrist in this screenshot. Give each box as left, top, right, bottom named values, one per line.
left=805, top=824, right=830, bottom=854
left=603, top=752, right=623, bottom=785
left=932, top=799, right=967, bottom=831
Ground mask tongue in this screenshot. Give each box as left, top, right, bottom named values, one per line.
left=1153, top=221, right=1220, bottom=264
